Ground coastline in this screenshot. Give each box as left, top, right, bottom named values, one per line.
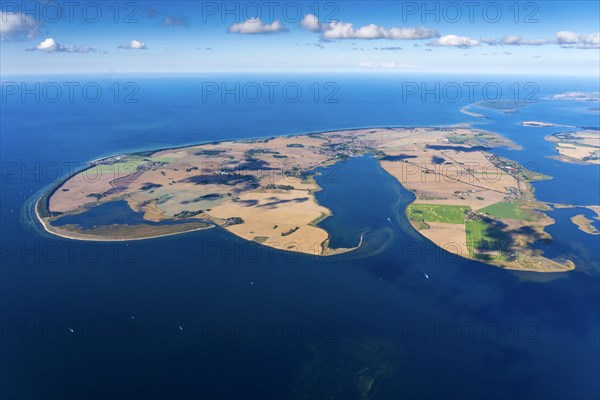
left=32, top=125, right=463, bottom=248
left=34, top=196, right=215, bottom=242
left=460, top=105, right=488, bottom=119
left=379, top=159, right=570, bottom=273
left=35, top=191, right=367, bottom=255
left=32, top=125, right=577, bottom=270
left=544, top=131, right=600, bottom=166
left=570, top=214, right=600, bottom=235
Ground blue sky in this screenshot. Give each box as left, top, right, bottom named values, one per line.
left=1, top=1, right=599, bottom=75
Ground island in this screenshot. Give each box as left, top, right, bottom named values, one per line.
left=459, top=100, right=524, bottom=119
left=521, top=121, right=573, bottom=128
left=36, top=127, right=577, bottom=272
left=549, top=203, right=600, bottom=235
left=460, top=105, right=487, bottom=119
left=545, top=130, right=600, bottom=165
left=471, top=100, right=525, bottom=114
left=570, top=214, right=600, bottom=235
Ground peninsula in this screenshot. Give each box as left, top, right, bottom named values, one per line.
left=37, top=127, right=576, bottom=272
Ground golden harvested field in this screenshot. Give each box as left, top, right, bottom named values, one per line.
left=207, top=190, right=330, bottom=254
left=546, top=131, right=600, bottom=165
left=422, top=222, right=470, bottom=258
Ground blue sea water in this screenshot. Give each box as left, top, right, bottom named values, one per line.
left=314, top=155, right=413, bottom=250
left=1, top=74, right=599, bottom=399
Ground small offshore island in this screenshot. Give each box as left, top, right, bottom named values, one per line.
left=37, top=127, right=578, bottom=272
left=545, top=130, right=600, bottom=165
left=571, top=214, right=600, bottom=235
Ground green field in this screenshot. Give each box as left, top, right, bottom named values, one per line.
left=86, top=158, right=148, bottom=180
left=407, top=204, right=470, bottom=225
left=448, top=132, right=495, bottom=144
left=149, top=156, right=176, bottom=163
left=465, top=220, right=509, bottom=261
left=480, top=202, right=534, bottom=221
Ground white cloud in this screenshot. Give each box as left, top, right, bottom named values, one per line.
left=386, top=27, right=439, bottom=40
left=300, top=14, right=322, bottom=32
left=228, top=18, right=287, bottom=34
left=28, top=37, right=93, bottom=53
left=323, top=22, right=383, bottom=39
left=119, top=40, right=147, bottom=49
left=482, top=35, right=550, bottom=46
left=359, top=61, right=414, bottom=68
left=0, top=11, right=40, bottom=41
left=428, top=35, right=479, bottom=48
left=480, top=31, right=599, bottom=49
left=36, top=37, right=59, bottom=52
left=320, top=20, right=438, bottom=40
left=556, top=31, right=599, bottom=49
left=299, top=15, right=437, bottom=41
left=502, top=35, right=548, bottom=45
left=556, top=31, right=582, bottom=44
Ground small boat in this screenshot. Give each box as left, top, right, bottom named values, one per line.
left=68, top=328, right=74, bottom=333
left=179, top=325, right=183, bottom=331
left=423, top=272, right=429, bottom=279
